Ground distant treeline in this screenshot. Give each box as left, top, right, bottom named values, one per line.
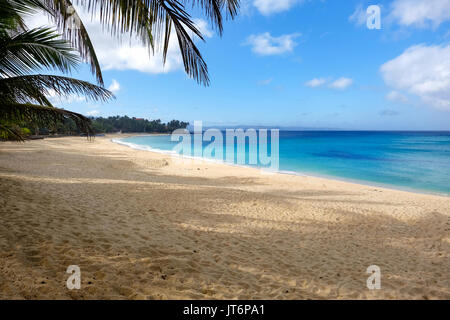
left=32, top=116, right=189, bottom=136
left=90, top=116, right=189, bottom=134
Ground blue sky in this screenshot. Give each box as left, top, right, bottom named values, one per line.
left=31, top=0, right=450, bottom=130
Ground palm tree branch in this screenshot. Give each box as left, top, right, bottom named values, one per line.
left=0, top=102, right=94, bottom=135
left=0, top=27, right=79, bottom=77
left=68, top=0, right=237, bottom=86
left=161, top=1, right=209, bottom=85
left=34, top=0, right=104, bottom=85
left=0, top=122, right=25, bottom=141
left=5, top=0, right=240, bottom=86
left=0, top=75, right=54, bottom=106
left=0, top=74, right=114, bottom=105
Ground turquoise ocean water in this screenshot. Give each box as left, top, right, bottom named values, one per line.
left=115, top=131, right=450, bottom=195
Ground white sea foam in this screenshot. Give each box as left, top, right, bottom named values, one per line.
left=111, top=138, right=270, bottom=169
left=111, top=138, right=177, bottom=155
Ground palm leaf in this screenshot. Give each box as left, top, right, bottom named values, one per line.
left=160, top=1, right=208, bottom=84
left=0, top=0, right=39, bottom=31
left=38, top=0, right=105, bottom=85
left=189, top=0, right=240, bottom=35
left=0, top=74, right=114, bottom=106
left=39, top=0, right=240, bottom=86
left=0, top=122, right=25, bottom=141
left=0, top=26, right=79, bottom=77
left=0, top=1, right=112, bottom=139
left=0, top=102, right=94, bottom=135
left=0, top=75, right=53, bottom=106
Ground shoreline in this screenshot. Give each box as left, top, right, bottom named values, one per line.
left=112, top=135, right=450, bottom=198
left=1, top=135, right=449, bottom=299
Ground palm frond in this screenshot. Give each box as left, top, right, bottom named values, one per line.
left=0, top=0, right=37, bottom=31
left=0, top=1, right=114, bottom=139
left=0, top=74, right=114, bottom=105
left=160, top=1, right=209, bottom=85
left=0, top=75, right=53, bottom=106
left=40, top=0, right=240, bottom=86
left=189, top=0, right=240, bottom=35
left=0, top=102, right=94, bottom=135
left=4, top=0, right=240, bottom=86
left=0, top=122, right=25, bottom=141
left=38, top=0, right=104, bottom=85
left=0, top=26, right=79, bottom=77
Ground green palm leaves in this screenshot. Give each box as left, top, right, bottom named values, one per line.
left=1, top=75, right=112, bottom=105
left=40, top=0, right=240, bottom=86
left=1, top=0, right=240, bottom=140
left=0, top=0, right=113, bottom=140
left=0, top=27, right=79, bottom=77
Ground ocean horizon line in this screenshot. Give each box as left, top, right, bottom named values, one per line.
left=182, top=126, right=450, bottom=133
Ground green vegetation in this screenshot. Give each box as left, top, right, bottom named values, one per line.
left=90, top=117, right=189, bottom=134
left=1, top=0, right=238, bottom=140
left=0, top=0, right=113, bottom=140
left=16, top=116, right=188, bottom=137
left=37, top=0, right=239, bottom=86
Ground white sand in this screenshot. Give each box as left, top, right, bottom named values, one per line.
left=0, top=135, right=449, bottom=299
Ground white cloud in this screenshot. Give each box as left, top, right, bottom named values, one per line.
left=305, top=78, right=327, bottom=87
left=389, top=0, right=450, bottom=28
left=108, top=79, right=120, bottom=93
left=253, top=0, right=303, bottom=15
left=305, top=77, right=353, bottom=90
left=329, top=77, right=353, bottom=90
left=380, top=44, right=450, bottom=110
left=83, top=18, right=181, bottom=75
left=25, top=7, right=212, bottom=76
left=46, top=89, right=85, bottom=105
left=386, top=90, right=408, bottom=103
left=86, top=110, right=100, bottom=116
left=193, top=18, right=214, bottom=38
left=245, top=32, right=300, bottom=56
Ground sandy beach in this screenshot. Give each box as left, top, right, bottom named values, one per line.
left=0, top=135, right=449, bottom=299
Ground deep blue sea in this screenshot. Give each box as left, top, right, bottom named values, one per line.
left=116, top=131, right=450, bottom=195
